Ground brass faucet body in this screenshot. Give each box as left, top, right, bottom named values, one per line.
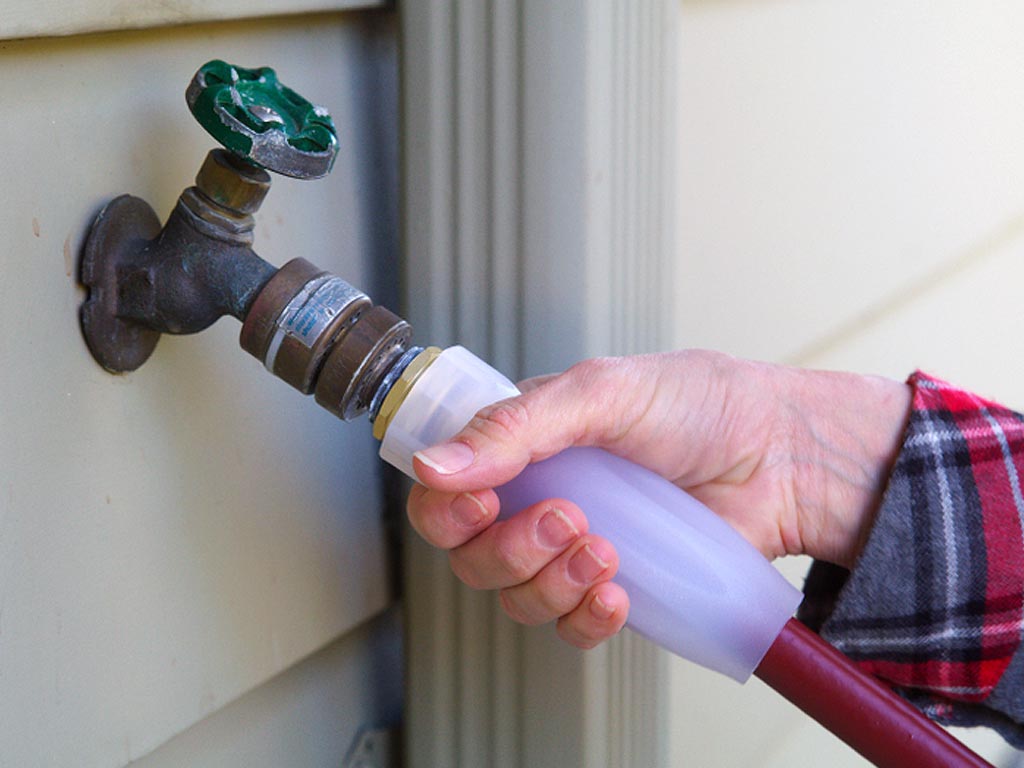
left=80, top=149, right=414, bottom=424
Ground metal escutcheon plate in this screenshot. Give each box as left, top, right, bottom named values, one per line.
left=79, top=195, right=162, bottom=373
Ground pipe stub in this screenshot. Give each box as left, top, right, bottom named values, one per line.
left=240, top=258, right=369, bottom=393
left=241, top=258, right=323, bottom=360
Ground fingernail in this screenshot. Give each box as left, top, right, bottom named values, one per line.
left=415, top=441, right=476, bottom=475
left=537, top=507, right=578, bottom=548
left=451, top=492, right=487, bottom=527
left=590, top=593, right=615, bottom=620
left=568, top=544, right=610, bottom=584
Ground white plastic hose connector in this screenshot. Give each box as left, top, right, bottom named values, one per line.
left=379, top=346, right=519, bottom=478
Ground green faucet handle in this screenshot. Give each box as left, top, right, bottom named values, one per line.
left=185, top=59, right=338, bottom=180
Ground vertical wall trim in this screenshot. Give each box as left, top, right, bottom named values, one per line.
left=401, top=2, right=677, bottom=766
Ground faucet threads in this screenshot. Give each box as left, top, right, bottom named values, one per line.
left=368, top=345, right=424, bottom=425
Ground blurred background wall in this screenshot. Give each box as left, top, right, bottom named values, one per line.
left=668, top=1, right=1024, bottom=765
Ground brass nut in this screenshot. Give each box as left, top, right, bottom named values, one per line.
left=195, top=149, right=272, bottom=214
left=372, top=346, right=441, bottom=440
left=314, top=305, right=413, bottom=421
left=178, top=189, right=255, bottom=243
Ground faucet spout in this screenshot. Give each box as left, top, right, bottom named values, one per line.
left=80, top=149, right=279, bottom=371
left=113, top=202, right=278, bottom=335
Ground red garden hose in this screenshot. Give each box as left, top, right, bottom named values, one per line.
left=755, top=619, right=994, bottom=767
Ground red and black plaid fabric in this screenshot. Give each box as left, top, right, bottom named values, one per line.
left=800, top=372, right=1024, bottom=743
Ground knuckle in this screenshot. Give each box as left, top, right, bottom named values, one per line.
left=527, top=569, right=582, bottom=620
left=537, top=586, right=575, bottom=619
left=404, top=485, right=427, bottom=519
left=448, top=550, right=486, bottom=590
left=405, top=499, right=453, bottom=549
left=567, top=356, right=619, bottom=387
left=557, top=620, right=599, bottom=650
left=404, top=502, right=434, bottom=543
left=499, top=590, right=536, bottom=625
left=470, top=398, right=531, bottom=443
left=560, top=358, right=628, bottom=443
left=492, top=526, right=533, bottom=583
left=500, top=588, right=552, bottom=627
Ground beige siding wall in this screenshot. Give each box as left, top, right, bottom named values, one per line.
left=669, top=1, right=1024, bottom=766
left=0, top=12, right=401, bottom=767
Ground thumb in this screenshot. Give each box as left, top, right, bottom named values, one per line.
left=412, top=359, right=632, bottom=491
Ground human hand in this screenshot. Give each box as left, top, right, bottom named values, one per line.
left=406, top=350, right=911, bottom=650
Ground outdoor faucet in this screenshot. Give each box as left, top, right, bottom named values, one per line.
left=80, top=60, right=414, bottom=423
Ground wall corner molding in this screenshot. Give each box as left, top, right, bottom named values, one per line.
left=401, top=2, right=677, bottom=765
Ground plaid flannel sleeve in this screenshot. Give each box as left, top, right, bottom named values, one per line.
left=798, top=372, right=1024, bottom=746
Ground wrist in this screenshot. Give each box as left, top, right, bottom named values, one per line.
left=782, top=368, right=912, bottom=568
